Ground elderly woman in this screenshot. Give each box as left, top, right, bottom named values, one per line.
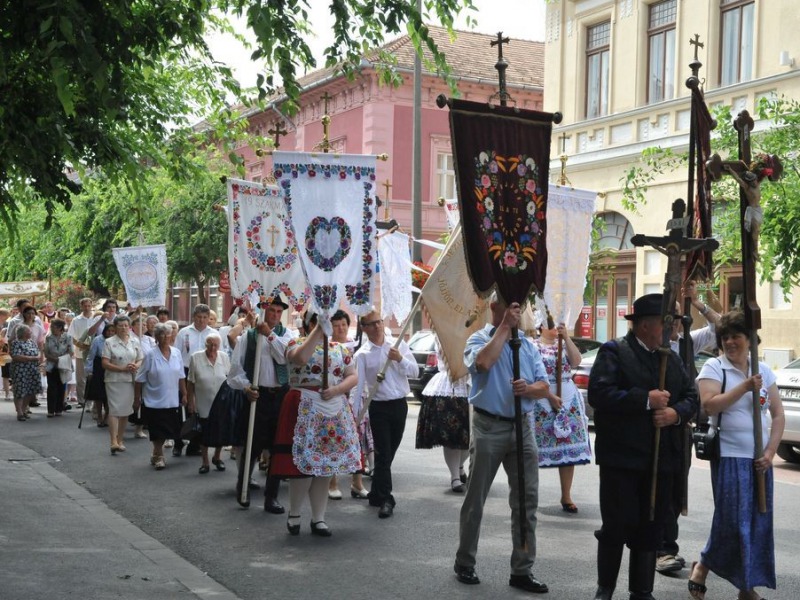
left=10, top=324, right=42, bottom=420
left=86, top=323, right=115, bottom=427
left=187, top=332, right=230, bottom=474
left=134, top=323, right=186, bottom=470
left=689, top=311, right=785, bottom=600
left=101, top=315, right=143, bottom=454
left=270, top=312, right=360, bottom=537
left=43, top=318, right=74, bottom=417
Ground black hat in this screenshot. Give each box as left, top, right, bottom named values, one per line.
left=260, top=294, right=289, bottom=310
left=624, top=293, right=664, bottom=321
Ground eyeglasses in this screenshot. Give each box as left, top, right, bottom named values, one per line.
left=361, top=319, right=383, bottom=328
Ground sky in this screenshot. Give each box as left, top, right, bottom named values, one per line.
left=207, top=0, right=547, bottom=89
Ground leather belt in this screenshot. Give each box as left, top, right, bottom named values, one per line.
left=474, top=407, right=515, bottom=422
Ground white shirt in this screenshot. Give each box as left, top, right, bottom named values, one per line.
left=352, top=335, right=418, bottom=402
left=135, top=347, right=185, bottom=409
left=227, top=327, right=295, bottom=389
left=188, top=350, right=230, bottom=418
left=670, top=323, right=717, bottom=356
left=134, top=333, right=157, bottom=356
left=67, top=314, right=101, bottom=359
left=175, top=324, right=215, bottom=368
left=696, top=355, right=776, bottom=459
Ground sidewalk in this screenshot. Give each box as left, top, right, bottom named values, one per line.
left=0, top=432, right=241, bottom=600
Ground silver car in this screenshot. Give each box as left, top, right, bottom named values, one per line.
left=774, top=357, right=800, bottom=463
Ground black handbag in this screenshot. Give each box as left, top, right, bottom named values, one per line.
left=692, top=370, right=725, bottom=461
left=180, top=412, right=203, bottom=442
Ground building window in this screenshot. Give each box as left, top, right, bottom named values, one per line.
left=597, top=211, right=634, bottom=250
left=436, top=152, right=456, bottom=201
left=644, top=250, right=661, bottom=275
left=648, top=0, right=677, bottom=103
left=586, top=21, right=611, bottom=119
left=720, top=0, right=754, bottom=86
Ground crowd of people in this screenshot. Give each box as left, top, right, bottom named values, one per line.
left=0, top=288, right=785, bottom=599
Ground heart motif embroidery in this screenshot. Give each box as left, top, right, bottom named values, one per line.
left=305, top=216, right=352, bottom=272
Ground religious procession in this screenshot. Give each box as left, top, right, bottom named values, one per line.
left=3, top=3, right=799, bottom=600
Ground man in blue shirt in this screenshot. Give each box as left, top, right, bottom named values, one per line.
left=454, top=293, right=553, bottom=594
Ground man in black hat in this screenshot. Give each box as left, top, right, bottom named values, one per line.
left=588, top=293, right=698, bottom=600
left=227, top=294, right=296, bottom=512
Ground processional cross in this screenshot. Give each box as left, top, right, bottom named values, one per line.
left=490, top=32, right=511, bottom=106
left=631, top=198, right=718, bottom=520
left=705, top=109, right=783, bottom=513
left=268, top=120, right=288, bottom=149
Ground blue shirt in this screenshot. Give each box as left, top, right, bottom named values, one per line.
left=465, top=324, right=548, bottom=418
left=85, top=336, right=106, bottom=376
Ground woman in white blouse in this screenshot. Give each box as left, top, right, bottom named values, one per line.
left=187, top=333, right=230, bottom=474
left=101, top=315, right=143, bottom=454
left=133, top=323, right=186, bottom=470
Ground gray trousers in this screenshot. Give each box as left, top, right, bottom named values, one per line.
left=455, top=410, right=539, bottom=575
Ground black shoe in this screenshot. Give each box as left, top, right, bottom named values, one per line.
left=378, top=501, right=394, bottom=519
left=594, top=585, right=614, bottom=600
left=172, top=447, right=183, bottom=457
left=248, top=478, right=261, bottom=490
left=509, top=573, right=549, bottom=594
left=286, top=515, right=300, bottom=535
left=264, top=497, right=285, bottom=514
left=454, top=562, right=480, bottom=585
left=310, top=520, right=332, bottom=537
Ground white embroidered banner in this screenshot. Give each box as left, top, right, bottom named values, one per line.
left=273, top=152, right=378, bottom=334
left=0, top=281, right=49, bottom=298
left=378, top=231, right=412, bottom=323
left=112, top=244, right=168, bottom=308
left=227, top=178, right=309, bottom=308
left=543, top=185, right=596, bottom=326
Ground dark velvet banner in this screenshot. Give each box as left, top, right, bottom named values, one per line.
left=686, top=86, right=716, bottom=281
left=448, top=99, right=553, bottom=305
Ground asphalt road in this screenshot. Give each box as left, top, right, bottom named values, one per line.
left=2, top=398, right=800, bottom=600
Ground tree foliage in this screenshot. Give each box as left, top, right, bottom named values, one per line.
left=619, top=96, right=800, bottom=296
left=0, top=0, right=475, bottom=233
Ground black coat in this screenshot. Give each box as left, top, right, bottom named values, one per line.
left=588, top=330, right=698, bottom=473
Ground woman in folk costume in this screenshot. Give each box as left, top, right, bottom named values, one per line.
left=526, top=315, right=591, bottom=513
left=270, top=311, right=360, bottom=537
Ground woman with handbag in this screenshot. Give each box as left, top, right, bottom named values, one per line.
left=689, top=311, right=785, bottom=600
left=43, top=318, right=74, bottom=417
left=187, top=332, right=230, bottom=475
left=270, top=311, right=360, bottom=537
left=133, top=323, right=186, bottom=470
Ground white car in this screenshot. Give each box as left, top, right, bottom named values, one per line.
left=774, top=358, right=800, bottom=463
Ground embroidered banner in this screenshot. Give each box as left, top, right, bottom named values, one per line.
left=227, top=178, right=309, bottom=308
left=112, top=244, right=168, bottom=308
left=543, top=185, right=596, bottom=327
left=0, top=280, right=49, bottom=298
left=420, top=226, right=488, bottom=380
left=448, top=99, right=554, bottom=304
left=273, top=152, right=378, bottom=334
left=378, top=231, right=413, bottom=324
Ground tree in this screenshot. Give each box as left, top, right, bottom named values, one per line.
left=1, top=1, right=474, bottom=232
left=620, top=96, right=800, bottom=297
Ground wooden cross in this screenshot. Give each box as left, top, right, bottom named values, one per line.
left=268, top=120, right=288, bottom=149
left=689, top=33, right=704, bottom=62
left=266, top=223, right=280, bottom=248
left=491, top=32, right=511, bottom=107
left=631, top=198, right=718, bottom=521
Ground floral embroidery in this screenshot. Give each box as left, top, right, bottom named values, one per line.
left=313, top=284, right=337, bottom=310
left=305, top=216, right=352, bottom=272
left=473, top=151, right=546, bottom=274
left=244, top=212, right=297, bottom=273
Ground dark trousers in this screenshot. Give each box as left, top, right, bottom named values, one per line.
left=367, top=398, right=408, bottom=507
left=237, top=386, right=285, bottom=500
left=46, top=370, right=65, bottom=415
left=659, top=428, right=691, bottom=557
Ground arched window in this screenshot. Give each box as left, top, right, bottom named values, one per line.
left=597, top=211, right=635, bottom=250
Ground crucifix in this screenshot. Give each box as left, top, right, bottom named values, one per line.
left=705, top=109, right=783, bottom=513
left=266, top=223, right=281, bottom=248
left=631, top=198, right=719, bottom=520
left=268, top=120, right=288, bottom=149
left=490, top=32, right=511, bottom=107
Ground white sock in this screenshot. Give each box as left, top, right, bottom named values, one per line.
left=289, top=478, right=312, bottom=516
left=309, top=476, right=331, bottom=523
left=443, top=447, right=462, bottom=482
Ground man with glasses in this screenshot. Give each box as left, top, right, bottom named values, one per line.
left=353, top=309, right=418, bottom=519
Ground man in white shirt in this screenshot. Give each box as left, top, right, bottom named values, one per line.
left=227, top=296, right=296, bottom=512
left=353, top=309, right=418, bottom=519
left=68, top=298, right=104, bottom=403
left=173, top=304, right=215, bottom=456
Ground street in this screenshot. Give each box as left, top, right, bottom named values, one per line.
left=1, top=398, right=799, bottom=600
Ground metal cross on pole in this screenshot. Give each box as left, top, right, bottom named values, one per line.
left=631, top=198, right=718, bottom=520
left=706, top=109, right=783, bottom=513
left=490, top=32, right=511, bottom=107
left=268, top=120, right=288, bottom=149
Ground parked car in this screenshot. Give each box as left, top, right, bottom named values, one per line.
left=773, top=357, right=800, bottom=463
left=575, top=343, right=716, bottom=425
left=407, top=329, right=437, bottom=400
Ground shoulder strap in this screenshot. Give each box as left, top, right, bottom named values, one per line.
left=717, top=370, right=725, bottom=429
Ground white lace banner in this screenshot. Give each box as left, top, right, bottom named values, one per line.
left=378, top=231, right=412, bottom=323
left=226, top=178, right=310, bottom=308
left=273, top=152, right=378, bottom=335
left=543, top=185, right=596, bottom=326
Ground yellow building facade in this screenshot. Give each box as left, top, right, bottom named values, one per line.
left=543, top=0, right=800, bottom=365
